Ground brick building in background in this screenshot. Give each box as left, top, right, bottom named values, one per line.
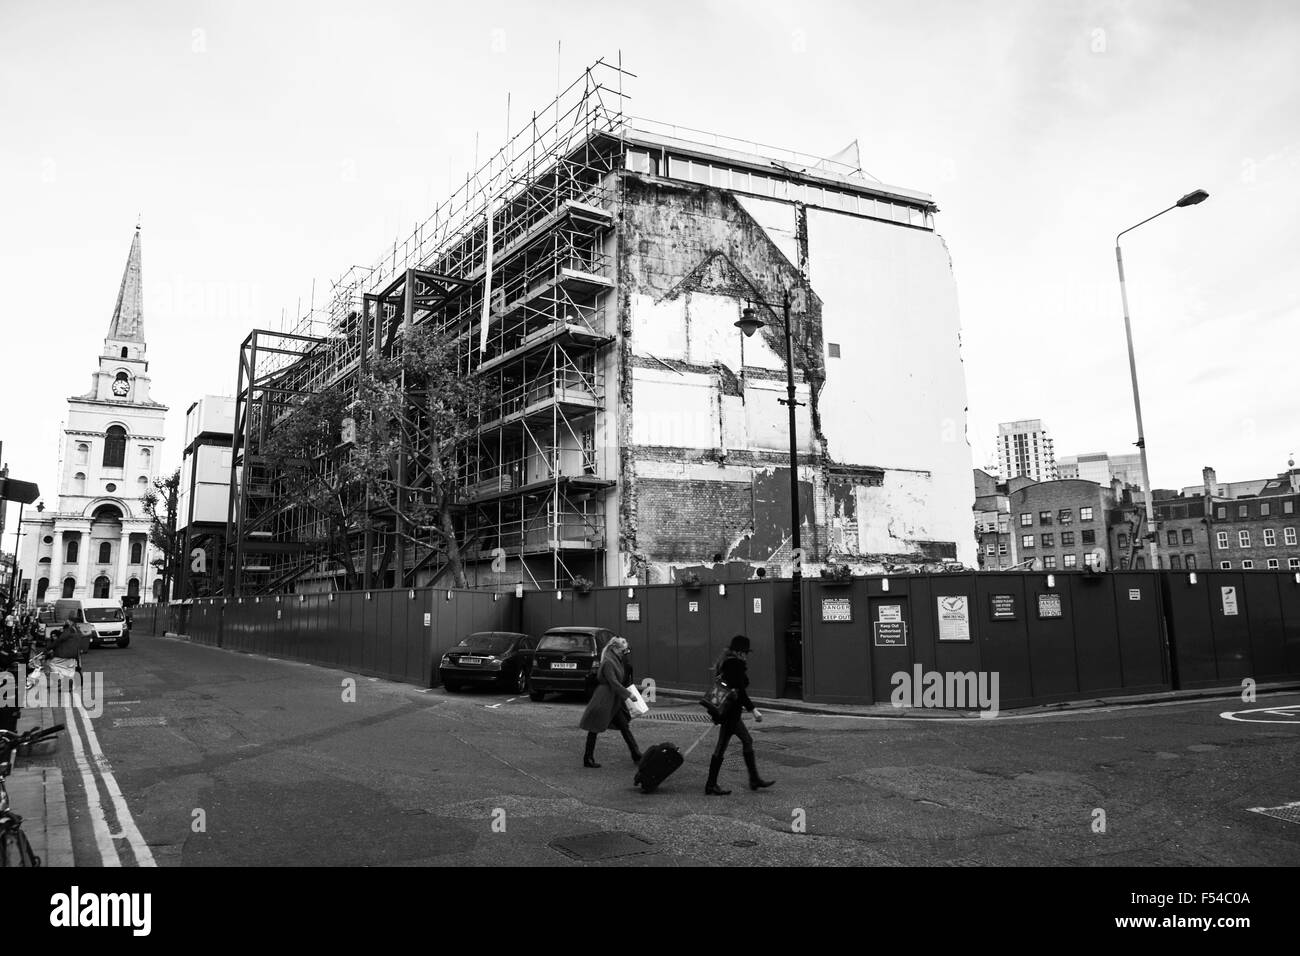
left=1204, top=464, right=1300, bottom=571
left=1008, top=479, right=1112, bottom=571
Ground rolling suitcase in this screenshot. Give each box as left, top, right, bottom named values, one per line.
left=633, top=724, right=715, bottom=794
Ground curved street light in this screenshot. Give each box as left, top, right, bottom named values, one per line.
left=1115, top=188, right=1209, bottom=571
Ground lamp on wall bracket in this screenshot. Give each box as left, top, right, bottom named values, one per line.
left=515, top=583, right=524, bottom=598
left=1188, top=572, right=1198, bottom=585
left=1046, top=574, right=1056, bottom=588
left=881, top=577, right=890, bottom=592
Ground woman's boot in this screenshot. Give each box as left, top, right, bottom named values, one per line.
left=583, top=732, right=601, bottom=768
left=705, top=756, right=731, bottom=795
left=743, top=750, right=774, bottom=790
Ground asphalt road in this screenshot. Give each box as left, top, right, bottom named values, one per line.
left=49, top=633, right=1300, bottom=867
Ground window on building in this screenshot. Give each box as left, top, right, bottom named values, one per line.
left=1268, top=558, right=1279, bottom=570
left=62, top=577, right=76, bottom=598
left=1170, top=555, right=1181, bottom=569
left=93, top=575, right=111, bottom=598
left=1020, top=513, right=1032, bottom=527
left=1063, top=554, right=1078, bottom=568
left=1084, top=552, right=1100, bottom=569
left=1216, top=506, right=1227, bottom=519
left=1080, top=507, right=1094, bottom=521
left=66, top=538, right=79, bottom=563
left=1242, top=560, right=1254, bottom=570
left=1239, top=530, right=1251, bottom=548
left=998, top=543, right=1008, bottom=555
left=1285, top=528, right=1298, bottom=546
left=1058, top=509, right=1073, bottom=524
left=1182, top=529, right=1193, bottom=545
left=1217, top=531, right=1229, bottom=549
left=103, top=425, right=127, bottom=467
left=1120, top=557, right=1129, bottom=570
left=1022, top=535, right=1035, bottom=549
left=1220, top=561, right=1231, bottom=570
left=1285, top=501, right=1295, bottom=515
left=986, top=544, right=997, bottom=555
left=1043, top=556, right=1057, bottom=569
left=1038, top=511, right=1052, bottom=525
left=1186, top=555, right=1196, bottom=568
left=1290, top=558, right=1300, bottom=570
left=1118, top=533, right=1129, bottom=549
left=1261, top=503, right=1271, bottom=517
left=1167, top=530, right=1178, bottom=546
left=626, top=149, right=651, bottom=174
left=1264, top=528, right=1276, bottom=546
left=131, top=541, right=143, bottom=564
left=97, top=542, right=111, bottom=564
left=1136, top=556, right=1146, bottom=569
left=36, top=578, right=49, bottom=600
left=1239, top=504, right=1249, bottom=518
left=1041, top=533, right=1054, bottom=548
left=827, top=343, right=841, bottom=358
left=1061, top=532, right=1074, bottom=547
left=75, top=442, right=88, bottom=464
left=1081, top=530, right=1095, bottom=545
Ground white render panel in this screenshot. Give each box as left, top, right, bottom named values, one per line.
left=685, top=293, right=743, bottom=369
left=631, top=368, right=719, bottom=449
left=630, top=292, right=687, bottom=361
left=742, top=379, right=815, bottom=453
left=854, top=471, right=937, bottom=555
left=806, top=208, right=975, bottom=565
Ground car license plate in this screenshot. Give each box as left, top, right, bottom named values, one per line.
left=552, top=662, right=577, bottom=669
left=459, top=657, right=483, bottom=665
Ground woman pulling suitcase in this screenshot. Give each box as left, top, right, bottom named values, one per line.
left=706, top=635, right=774, bottom=796
left=579, top=636, right=642, bottom=768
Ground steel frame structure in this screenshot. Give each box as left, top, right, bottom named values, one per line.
left=225, top=60, right=629, bottom=595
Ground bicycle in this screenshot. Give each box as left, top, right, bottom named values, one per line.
left=0, top=724, right=66, bottom=867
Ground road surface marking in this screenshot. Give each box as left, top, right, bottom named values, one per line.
left=62, top=699, right=121, bottom=867
left=107, top=700, right=142, bottom=705
left=1220, top=704, right=1300, bottom=724
left=74, top=691, right=157, bottom=867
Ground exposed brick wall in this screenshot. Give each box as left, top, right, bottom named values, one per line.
left=636, top=477, right=754, bottom=564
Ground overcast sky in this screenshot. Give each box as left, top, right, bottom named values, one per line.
left=2, top=0, right=1297, bottom=541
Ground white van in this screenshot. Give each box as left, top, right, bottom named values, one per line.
left=52, top=598, right=131, bottom=649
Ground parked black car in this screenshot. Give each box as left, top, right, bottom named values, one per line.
left=439, top=632, right=536, bottom=693
left=528, top=627, right=621, bottom=702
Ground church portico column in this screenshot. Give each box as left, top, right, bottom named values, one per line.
left=75, top=525, right=93, bottom=598
left=115, top=529, right=132, bottom=594
left=51, top=529, right=66, bottom=591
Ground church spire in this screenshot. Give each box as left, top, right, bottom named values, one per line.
left=107, top=225, right=144, bottom=343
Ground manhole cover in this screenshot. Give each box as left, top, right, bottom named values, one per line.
left=112, top=716, right=168, bottom=728
left=641, top=712, right=713, bottom=723
left=1248, top=801, right=1300, bottom=825
left=550, top=831, right=657, bottom=861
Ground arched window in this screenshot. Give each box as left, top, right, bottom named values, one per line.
left=128, top=578, right=140, bottom=598
left=94, top=576, right=111, bottom=598
left=103, top=425, right=127, bottom=467
left=152, top=579, right=163, bottom=601
left=36, top=578, right=49, bottom=601
left=62, top=578, right=76, bottom=599
left=66, top=538, right=79, bottom=563
left=75, top=443, right=89, bottom=464
left=98, top=542, right=112, bottom=564
left=131, top=541, right=143, bottom=564
left=121, top=347, right=128, bottom=358
left=73, top=472, right=86, bottom=494
left=38, top=556, right=50, bottom=564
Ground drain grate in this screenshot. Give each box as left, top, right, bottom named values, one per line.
left=112, top=716, right=168, bottom=728
left=549, top=831, right=657, bottom=862
left=641, top=711, right=713, bottom=723
left=1248, top=801, right=1300, bottom=825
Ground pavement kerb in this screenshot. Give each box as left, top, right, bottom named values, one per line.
left=12, top=706, right=75, bottom=866
left=651, top=681, right=1300, bottom=719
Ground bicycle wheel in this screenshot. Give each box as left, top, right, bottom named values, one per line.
left=0, top=817, right=41, bottom=867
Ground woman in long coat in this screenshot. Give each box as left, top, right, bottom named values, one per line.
left=706, top=634, right=774, bottom=795
left=579, top=636, right=642, bottom=768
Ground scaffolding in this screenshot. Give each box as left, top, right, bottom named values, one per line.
left=226, top=60, right=631, bottom=595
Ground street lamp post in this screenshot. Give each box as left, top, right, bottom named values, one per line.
left=735, top=286, right=805, bottom=632
left=1115, top=188, right=1208, bottom=571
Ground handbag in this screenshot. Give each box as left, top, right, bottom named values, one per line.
left=700, top=674, right=737, bottom=724
left=624, top=683, right=650, bottom=718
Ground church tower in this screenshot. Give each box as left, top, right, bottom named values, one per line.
left=20, top=226, right=168, bottom=604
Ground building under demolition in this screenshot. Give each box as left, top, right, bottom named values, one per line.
left=225, top=60, right=975, bottom=595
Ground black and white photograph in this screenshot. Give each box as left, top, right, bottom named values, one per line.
left=0, top=0, right=1295, bottom=928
